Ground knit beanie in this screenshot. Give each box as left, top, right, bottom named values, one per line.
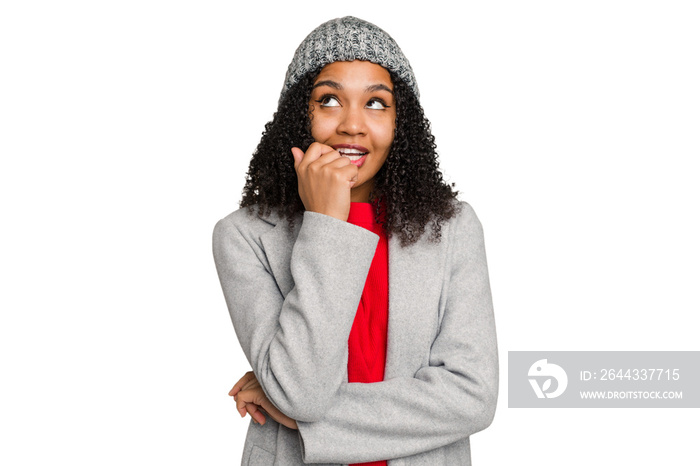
left=280, top=16, right=419, bottom=101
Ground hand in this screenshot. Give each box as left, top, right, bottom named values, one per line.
left=229, top=371, right=299, bottom=430
left=291, top=142, right=358, bottom=222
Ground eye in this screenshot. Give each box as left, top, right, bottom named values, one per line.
left=366, top=98, right=389, bottom=110
left=315, top=95, right=340, bottom=107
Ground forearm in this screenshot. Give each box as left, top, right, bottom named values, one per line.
left=297, top=351, right=498, bottom=463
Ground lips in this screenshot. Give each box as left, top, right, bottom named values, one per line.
left=332, top=144, right=369, bottom=166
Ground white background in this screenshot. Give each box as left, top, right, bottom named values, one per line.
left=1, top=1, right=698, bottom=464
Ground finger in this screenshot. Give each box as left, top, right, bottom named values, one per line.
left=229, top=371, right=255, bottom=396
left=253, top=411, right=266, bottom=425
left=230, top=371, right=255, bottom=395
left=298, top=142, right=335, bottom=169
left=246, top=403, right=267, bottom=425
left=321, top=155, right=353, bottom=170
left=311, top=159, right=357, bottom=183
left=291, top=147, right=304, bottom=169
left=336, top=163, right=360, bottom=183
left=313, top=149, right=347, bottom=168
left=241, top=378, right=260, bottom=392
left=235, top=392, right=253, bottom=417
left=236, top=387, right=264, bottom=416
left=236, top=400, right=247, bottom=418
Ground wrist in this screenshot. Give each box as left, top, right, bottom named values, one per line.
left=308, top=207, right=349, bottom=222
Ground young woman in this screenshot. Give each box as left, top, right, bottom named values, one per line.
left=213, top=16, right=498, bottom=465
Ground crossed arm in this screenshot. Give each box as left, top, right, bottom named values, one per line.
left=214, top=203, right=497, bottom=463
left=229, top=370, right=297, bottom=429
left=213, top=209, right=380, bottom=421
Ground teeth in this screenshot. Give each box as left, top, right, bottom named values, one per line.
left=343, top=155, right=363, bottom=161
left=337, top=148, right=366, bottom=155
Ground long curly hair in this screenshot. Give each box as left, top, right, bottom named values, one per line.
left=240, top=68, right=459, bottom=246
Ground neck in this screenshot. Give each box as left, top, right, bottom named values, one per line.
left=350, top=181, right=373, bottom=203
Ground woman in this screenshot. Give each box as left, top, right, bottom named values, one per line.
left=213, top=16, right=498, bottom=465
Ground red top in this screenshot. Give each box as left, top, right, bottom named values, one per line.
left=346, top=202, right=389, bottom=466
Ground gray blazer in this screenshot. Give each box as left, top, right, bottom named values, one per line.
left=213, top=201, right=498, bottom=465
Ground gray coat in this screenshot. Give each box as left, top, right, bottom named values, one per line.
left=212, top=201, right=498, bottom=465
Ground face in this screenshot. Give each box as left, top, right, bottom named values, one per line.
left=308, top=60, right=396, bottom=202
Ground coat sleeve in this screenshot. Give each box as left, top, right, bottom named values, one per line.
left=213, top=210, right=380, bottom=422
left=296, top=203, right=498, bottom=463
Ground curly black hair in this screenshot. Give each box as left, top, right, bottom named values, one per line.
left=240, top=69, right=459, bottom=246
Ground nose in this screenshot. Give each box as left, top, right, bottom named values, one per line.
left=336, top=104, right=367, bottom=136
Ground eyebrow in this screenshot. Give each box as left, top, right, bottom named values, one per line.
left=312, top=80, right=394, bottom=94
left=365, top=83, right=393, bottom=94
left=312, top=80, right=343, bottom=91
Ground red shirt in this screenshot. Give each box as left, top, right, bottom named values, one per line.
left=346, top=202, right=389, bottom=466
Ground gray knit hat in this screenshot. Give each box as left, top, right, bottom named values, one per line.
left=280, top=16, right=419, bottom=101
